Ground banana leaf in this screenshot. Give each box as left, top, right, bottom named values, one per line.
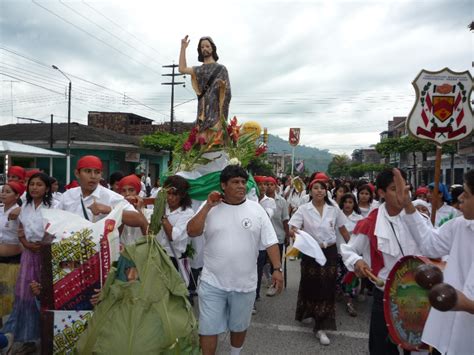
left=74, top=237, right=200, bottom=354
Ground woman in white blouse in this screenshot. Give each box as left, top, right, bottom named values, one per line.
left=156, top=175, right=194, bottom=279
left=0, top=181, right=25, bottom=320
left=337, top=193, right=364, bottom=317
left=357, top=184, right=374, bottom=217
left=2, top=172, right=53, bottom=352
left=289, top=178, right=350, bottom=346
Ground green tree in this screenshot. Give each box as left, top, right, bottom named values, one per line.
left=327, top=154, right=351, bottom=178
left=247, top=156, right=274, bottom=176
left=375, top=136, right=457, bottom=185
left=348, top=163, right=389, bottom=179
left=141, top=131, right=188, bottom=151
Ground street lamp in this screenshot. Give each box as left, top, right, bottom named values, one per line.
left=52, top=65, right=72, bottom=184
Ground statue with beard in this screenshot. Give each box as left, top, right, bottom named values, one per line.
left=179, top=36, right=231, bottom=138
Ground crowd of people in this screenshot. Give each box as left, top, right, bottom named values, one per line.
left=0, top=156, right=473, bottom=354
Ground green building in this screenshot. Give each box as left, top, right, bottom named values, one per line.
left=0, top=122, right=169, bottom=188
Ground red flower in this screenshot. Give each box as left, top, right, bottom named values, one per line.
left=255, top=143, right=267, bottom=156
left=183, top=141, right=193, bottom=152
left=188, top=127, right=198, bottom=145
left=198, top=137, right=207, bottom=145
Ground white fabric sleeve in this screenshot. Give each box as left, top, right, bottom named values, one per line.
left=281, top=199, right=290, bottom=221
left=288, top=206, right=304, bottom=229
left=260, top=212, right=279, bottom=249
left=171, top=209, right=194, bottom=242
left=402, top=211, right=453, bottom=258
left=335, top=208, right=348, bottom=228
left=340, top=233, right=369, bottom=271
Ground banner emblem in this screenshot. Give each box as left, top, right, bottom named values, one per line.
left=407, top=68, right=473, bottom=144
left=289, top=128, right=300, bottom=146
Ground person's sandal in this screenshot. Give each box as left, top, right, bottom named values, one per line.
left=346, top=302, right=357, bottom=317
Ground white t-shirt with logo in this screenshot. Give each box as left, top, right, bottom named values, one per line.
left=200, top=199, right=278, bottom=292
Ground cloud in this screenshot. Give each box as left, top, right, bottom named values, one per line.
left=1, top=0, right=471, bottom=155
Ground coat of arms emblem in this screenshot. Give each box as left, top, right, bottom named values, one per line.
left=289, top=128, right=300, bottom=146
left=407, top=68, right=473, bottom=145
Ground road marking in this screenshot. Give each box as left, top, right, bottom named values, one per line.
left=251, top=322, right=369, bottom=340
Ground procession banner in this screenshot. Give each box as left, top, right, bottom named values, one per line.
left=41, top=203, right=124, bottom=311
left=407, top=68, right=473, bottom=224
left=407, top=68, right=473, bottom=145
left=39, top=203, right=125, bottom=354
left=289, top=128, right=300, bottom=146
left=51, top=310, right=93, bottom=354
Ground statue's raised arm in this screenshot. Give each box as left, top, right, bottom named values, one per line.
left=178, top=35, right=193, bottom=75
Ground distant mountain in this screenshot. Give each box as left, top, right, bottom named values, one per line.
left=267, top=134, right=333, bottom=173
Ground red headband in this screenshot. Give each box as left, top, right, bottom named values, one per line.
left=76, top=155, right=103, bottom=170
left=118, top=174, right=141, bottom=194
left=7, top=166, right=25, bottom=181
left=254, top=175, right=267, bottom=183
left=265, top=176, right=277, bottom=185
left=66, top=180, right=80, bottom=190
left=6, top=181, right=26, bottom=196
left=368, top=183, right=375, bottom=194
left=313, top=172, right=329, bottom=182
left=308, top=178, right=327, bottom=190
left=416, top=187, right=428, bottom=196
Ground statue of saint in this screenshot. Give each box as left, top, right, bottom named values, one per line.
left=179, top=36, right=231, bottom=138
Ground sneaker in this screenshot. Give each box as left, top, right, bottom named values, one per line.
left=301, top=317, right=312, bottom=325
left=266, top=285, right=277, bottom=297
left=346, top=302, right=357, bottom=317
left=252, top=303, right=257, bottom=315
left=316, top=330, right=330, bottom=345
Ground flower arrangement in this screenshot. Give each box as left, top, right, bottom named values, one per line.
left=172, top=116, right=265, bottom=172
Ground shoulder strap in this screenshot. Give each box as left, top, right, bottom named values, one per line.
left=80, top=198, right=90, bottom=221
left=197, top=65, right=224, bottom=100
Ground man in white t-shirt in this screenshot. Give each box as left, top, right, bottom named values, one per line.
left=187, top=165, right=283, bottom=355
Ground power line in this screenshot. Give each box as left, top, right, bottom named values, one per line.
left=81, top=0, right=172, bottom=64
left=0, top=73, right=64, bottom=95
left=58, top=0, right=164, bottom=67
left=0, top=47, right=169, bottom=118
left=31, top=0, right=162, bottom=76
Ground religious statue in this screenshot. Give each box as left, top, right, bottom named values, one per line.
left=179, top=35, right=231, bottom=139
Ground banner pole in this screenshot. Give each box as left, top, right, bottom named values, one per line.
left=291, top=146, right=295, bottom=175
left=430, top=146, right=442, bottom=226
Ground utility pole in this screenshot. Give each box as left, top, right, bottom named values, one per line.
left=161, top=64, right=185, bottom=134
left=162, top=64, right=185, bottom=168
left=1, top=80, right=19, bottom=123
left=52, top=65, right=72, bottom=184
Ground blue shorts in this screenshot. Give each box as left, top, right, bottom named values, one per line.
left=198, top=281, right=256, bottom=335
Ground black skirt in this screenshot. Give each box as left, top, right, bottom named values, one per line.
left=295, top=244, right=338, bottom=331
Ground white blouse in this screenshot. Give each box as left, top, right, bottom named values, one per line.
left=289, top=201, right=347, bottom=247
left=0, top=204, right=21, bottom=245
left=156, top=206, right=194, bottom=257
left=336, top=211, right=364, bottom=251
left=19, top=201, right=52, bottom=242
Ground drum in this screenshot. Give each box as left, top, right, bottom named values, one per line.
left=383, top=255, right=445, bottom=351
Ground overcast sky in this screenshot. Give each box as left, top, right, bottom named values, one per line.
left=0, top=0, right=472, bottom=155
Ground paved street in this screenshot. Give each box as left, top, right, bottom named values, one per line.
left=195, top=258, right=372, bottom=355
